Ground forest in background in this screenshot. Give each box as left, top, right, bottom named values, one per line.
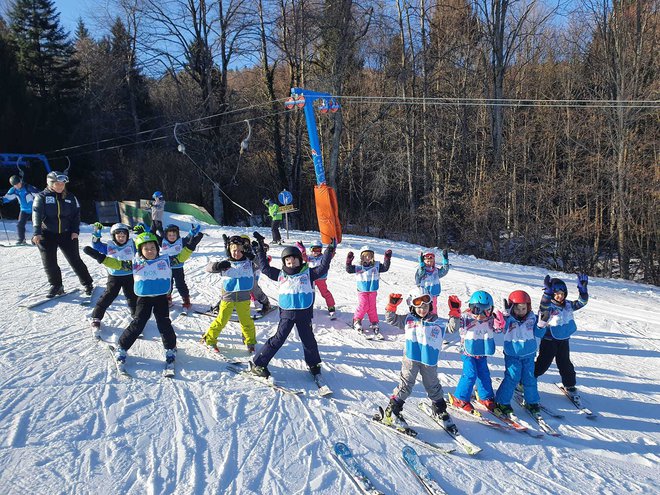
left=0, top=0, right=657, bottom=283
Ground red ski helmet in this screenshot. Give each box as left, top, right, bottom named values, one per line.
left=508, top=290, right=532, bottom=313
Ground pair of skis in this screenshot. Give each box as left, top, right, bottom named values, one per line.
left=333, top=442, right=446, bottom=495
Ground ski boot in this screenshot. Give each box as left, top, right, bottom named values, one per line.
left=115, top=347, right=128, bottom=364
left=16, top=240, right=27, bottom=246
left=90, top=318, right=102, bottom=338
left=328, top=306, right=335, bottom=318
left=246, top=344, right=256, bottom=354
left=83, top=284, right=94, bottom=296
left=47, top=284, right=64, bottom=298
left=565, top=386, right=582, bottom=407
left=381, top=397, right=409, bottom=430
left=248, top=361, right=270, bottom=378
left=448, top=393, right=475, bottom=413
left=431, top=398, right=454, bottom=429
left=308, top=364, right=322, bottom=376
left=182, top=295, right=192, bottom=313
left=260, top=300, right=271, bottom=314
left=370, top=322, right=383, bottom=340
left=477, top=398, right=496, bottom=411
left=165, top=348, right=177, bottom=364
left=526, top=403, right=541, bottom=414
left=353, top=319, right=363, bottom=335
left=201, top=334, right=219, bottom=353
left=493, top=402, right=514, bottom=418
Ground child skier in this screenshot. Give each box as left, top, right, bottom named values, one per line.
left=201, top=235, right=259, bottom=353
left=89, top=222, right=138, bottom=336
left=262, top=198, right=282, bottom=244
left=248, top=231, right=335, bottom=379
left=446, top=291, right=505, bottom=412
left=534, top=274, right=589, bottom=404
left=376, top=288, right=455, bottom=431
left=493, top=290, right=548, bottom=417
left=415, top=249, right=450, bottom=315
left=149, top=191, right=165, bottom=237
left=83, top=230, right=203, bottom=369
left=160, top=223, right=200, bottom=312
left=296, top=240, right=336, bottom=318
left=2, top=175, right=40, bottom=245
left=346, top=245, right=392, bottom=338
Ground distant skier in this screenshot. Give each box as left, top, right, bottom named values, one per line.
left=83, top=230, right=203, bottom=369
left=296, top=240, right=336, bottom=318
left=346, top=245, right=392, bottom=339
left=534, top=274, right=589, bottom=405
left=415, top=249, right=450, bottom=315
left=88, top=222, right=138, bottom=336
left=32, top=171, right=94, bottom=298
left=1, top=175, right=40, bottom=245
left=377, top=288, right=456, bottom=432
left=148, top=191, right=165, bottom=237
left=247, top=231, right=335, bottom=379
left=262, top=198, right=282, bottom=244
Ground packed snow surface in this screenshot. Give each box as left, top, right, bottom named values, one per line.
left=0, top=217, right=658, bottom=494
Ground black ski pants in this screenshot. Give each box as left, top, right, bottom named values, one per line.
left=37, top=232, right=93, bottom=288
left=534, top=338, right=576, bottom=388
left=119, top=294, right=176, bottom=351
left=253, top=307, right=320, bottom=369
left=17, top=211, right=30, bottom=243
left=271, top=219, right=282, bottom=243
left=170, top=267, right=190, bottom=299
left=92, top=274, right=137, bottom=320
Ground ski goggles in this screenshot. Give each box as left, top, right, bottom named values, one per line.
left=423, top=254, right=435, bottom=260
left=411, top=294, right=432, bottom=307
left=469, top=303, right=492, bottom=316
left=52, top=174, right=69, bottom=183
left=311, top=247, right=322, bottom=253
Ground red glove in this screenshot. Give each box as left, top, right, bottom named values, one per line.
left=346, top=251, right=354, bottom=264
left=386, top=293, right=403, bottom=313
left=448, top=295, right=462, bottom=318
left=493, top=310, right=506, bottom=330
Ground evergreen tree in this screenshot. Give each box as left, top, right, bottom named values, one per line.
left=8, top=0, right=80, bottom=102
left=0, top=19, right=29, bottom=149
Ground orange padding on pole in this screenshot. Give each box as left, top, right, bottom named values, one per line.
left=314, top=184, right=342, bottom=245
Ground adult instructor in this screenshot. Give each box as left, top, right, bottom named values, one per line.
left=32, top=170, right=94, bottom=298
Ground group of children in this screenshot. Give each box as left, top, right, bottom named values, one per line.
left=80, top=199, right=589, bottom=425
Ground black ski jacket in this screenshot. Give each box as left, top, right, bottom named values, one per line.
left=32, top=188, right=82, bottom=235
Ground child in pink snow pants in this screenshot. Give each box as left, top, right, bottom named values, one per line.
left=346, top=245, right=391, bottom=338
left=297, top=240, right=336, bottom=316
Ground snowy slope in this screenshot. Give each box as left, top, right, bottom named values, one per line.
left=0, top=219, right=658, bottom=495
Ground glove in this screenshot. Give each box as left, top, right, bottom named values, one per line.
left=539, top=310, right=550, bottom=322
left=329, top=238, right=337, bottom=250
left=385, top=293, right=403, bottom=313
left=493, top=310, right=506, bottom=330
left=419, top=251, right=424, bottom=265
left=244, top=251, right=255, bottom=260
left=295, top=241, right=305, bottom=253
left=384, top=249, right=392, bottom=260
left=188, top=232, right=203, bottom=250
left=133, top=224, right=146, bottom=234
left=442, top=249, right=449, bottom=263
left=223, top=234, right=229, bottom=247
left=83, top=246, right=106, bottom=264
left=190, top=224, right=201, bottom=237
left=503, top=297, right=511, bottom=313
left=214, top=260, right=231, bottom=271
left=448, top=295, right=462, bottom=318
left=93, top=222, right=103, bottom=231
left=543, top=275, right=553, bottom=296
left=577, top=273, right=588, bottom=294
left=252, top=240, right=261, bottom=252
left=253, top=231, right=265, bottom=246
left=346, top=251, right=354, bottom=264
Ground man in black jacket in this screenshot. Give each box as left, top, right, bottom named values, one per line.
left=32, top=171, right=94, bottom=298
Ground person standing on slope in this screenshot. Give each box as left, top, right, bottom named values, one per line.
left=32, top=171, right=94, bottom=298
left=2, top=175, right=40, bottom=245
left=262, top=198, right=282, bottom=245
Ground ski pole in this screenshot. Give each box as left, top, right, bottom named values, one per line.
left=0, top=207, right=10, bottom=243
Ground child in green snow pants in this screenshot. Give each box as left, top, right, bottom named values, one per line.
left=205, top=300, right=256, bottom=346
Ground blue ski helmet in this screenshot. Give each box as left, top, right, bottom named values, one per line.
left=152, top=191, right=163, bottom=200
left=309, top=240, right=323, bottom=251
left=550, top=278, right=568, bottom=296
left=468, top=290, right=494, bottom=316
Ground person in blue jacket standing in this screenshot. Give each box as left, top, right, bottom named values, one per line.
left=534, top=274, right=589, bottom=403
left=2, top=175, right=40, bottom=245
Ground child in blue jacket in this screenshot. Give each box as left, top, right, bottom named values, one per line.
left=534, top=274, right=589, bottom=404
left=494, top=290, right=547, bottom=417
left=2, top=175, right=39, bottom=244
left=415, top=249, right=450, bottom=314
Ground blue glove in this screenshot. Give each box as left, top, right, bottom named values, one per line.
left=543, top=275, right=553, bottom=296
left=329, top=238, right=337, bottom=250
left=442, top=249, right=449, bottom=264
left=190, top=224, right=201, bottom=237
left=577, top=273, right=588, bottom=294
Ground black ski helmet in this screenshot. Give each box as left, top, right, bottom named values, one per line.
left=165, top=224, right=180, bottom=239
left=225, top=235, right=244, bottom=257
left=281, top=246, right=303, bottom=265
left=9, top=175, right=21, bottom=186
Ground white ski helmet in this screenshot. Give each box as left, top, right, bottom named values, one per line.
left=407, top=287, right=432, bottom=312
left=360, top=245, right=374, bottom=256
left=110, top=223, right=130, bottom=236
